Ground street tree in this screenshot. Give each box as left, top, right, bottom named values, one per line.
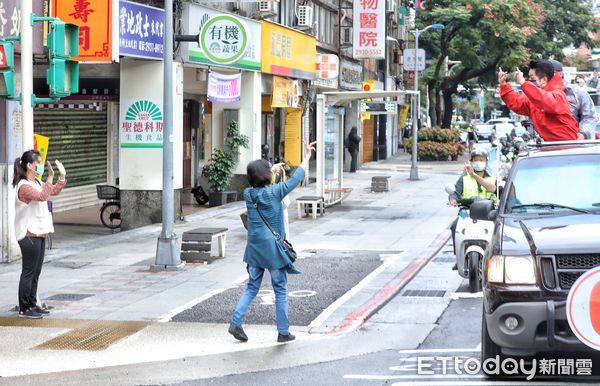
left=418, top=0, right=596, bottom=128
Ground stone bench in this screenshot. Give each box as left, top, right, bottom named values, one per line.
left=181, top=227, right=228, bottom=264
left=296, top=196, right=325, bottom=219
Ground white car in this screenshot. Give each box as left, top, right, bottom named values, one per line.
left=475, top=124, right=495, bottom=140
left=494, top=123, right=514, bottom=139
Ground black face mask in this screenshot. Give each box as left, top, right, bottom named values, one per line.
left=529, top=80, right=537, bottom=87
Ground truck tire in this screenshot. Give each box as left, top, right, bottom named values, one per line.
left=468, top=252, right=482, bottom=293
left=482, top=310, right=504, bottom=378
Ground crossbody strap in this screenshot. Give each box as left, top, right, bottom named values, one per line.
left=251, top=190, right=282, bottom=240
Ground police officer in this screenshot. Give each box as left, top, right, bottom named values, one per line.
left=448, top=149, right=497, bottom=255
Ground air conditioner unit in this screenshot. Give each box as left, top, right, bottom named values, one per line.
left=340, top=27, right=352, bottom=47
left=298, top=5, right=313, bottom=27
left=386, top=0, right=396, bottom=13
left=259, top=1, right=278, bottom=16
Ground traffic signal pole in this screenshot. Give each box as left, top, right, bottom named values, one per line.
left=20, top=0, right=33, bottom=150
left=153, top=0, right=183, bottom=271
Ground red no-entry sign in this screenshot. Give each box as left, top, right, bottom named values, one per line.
left=567, top=266, right=600, bottom=350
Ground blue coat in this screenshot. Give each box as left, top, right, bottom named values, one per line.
left=243, top=167, right=305, bottom=274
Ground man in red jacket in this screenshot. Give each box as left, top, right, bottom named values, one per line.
left=498, top=59, right=578, bottom=141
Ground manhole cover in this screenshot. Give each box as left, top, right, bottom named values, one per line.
left=402, top=290, right=446, bottom=297
left=44, top=293, right=93, bottom=301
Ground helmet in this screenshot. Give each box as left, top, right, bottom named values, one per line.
left=470, top=149, right=488, bottom=160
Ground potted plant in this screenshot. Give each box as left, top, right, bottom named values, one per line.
left=207, top=121, right=249, bottom=207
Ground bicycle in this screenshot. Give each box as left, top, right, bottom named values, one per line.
left=96, top=185, right=121, bottom=229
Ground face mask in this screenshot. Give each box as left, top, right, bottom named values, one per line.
left=529, top=80, right=537, bottom=87
left=35, top=163, right=44, bottom=175
left=472, top=161, right=486, bottom=172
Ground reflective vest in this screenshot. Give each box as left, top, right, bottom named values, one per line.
left=461, top=174, right=496, bottom=201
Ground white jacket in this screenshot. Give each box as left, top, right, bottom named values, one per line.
left=14, top=179, right=54, bottom=241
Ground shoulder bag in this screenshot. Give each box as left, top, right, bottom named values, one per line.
left=251, top=193, right=297, bottom=263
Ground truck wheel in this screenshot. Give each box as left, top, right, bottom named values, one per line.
left=468, top=252, right=482, bottom=293
left=482, top=310, right=504, bottom=378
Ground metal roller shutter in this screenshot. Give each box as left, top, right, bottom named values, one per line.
left=34, top=104, right=108, bottom=188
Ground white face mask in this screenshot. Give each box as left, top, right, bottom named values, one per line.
left=472, top=161, right=486, bottom=172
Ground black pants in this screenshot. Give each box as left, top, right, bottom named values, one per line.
left=18, top=236, right=45, bottom=312
left=350, top=149, right=359, bottom=172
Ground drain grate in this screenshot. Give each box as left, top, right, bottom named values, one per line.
left=43, top=293, right=93, bottom=301
left=35, top=320, right=149, bottom=351
left=402, top=290, right=446, bottom=297
left=434, top=257, right=455, bottom=263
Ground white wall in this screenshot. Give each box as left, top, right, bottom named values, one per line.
left=119, top=58, right=183, bottom=190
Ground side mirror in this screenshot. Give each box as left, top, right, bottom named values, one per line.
left=444, top=183, right=456, bottom=195
left=470, top=199, right=497, bottom=221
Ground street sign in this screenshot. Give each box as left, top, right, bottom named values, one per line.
left=403, top=48, right=426, bottom=71
left=360, top=102, right=398, bottom=115
left=567, top=266, right=600, bottom=350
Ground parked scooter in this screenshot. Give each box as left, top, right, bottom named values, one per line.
left=446, top=184, right=495, bottom=292
left=191, top=164, right=211, bottom=205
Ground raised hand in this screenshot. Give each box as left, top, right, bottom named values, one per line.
left=514, top=68, right=525, bottom=85
left=498, top=67, right=508, bottom=85
left=55, top=160, right=66, bottom=178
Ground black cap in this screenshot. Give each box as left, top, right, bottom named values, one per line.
left=548, top=59, right=563, bottom=72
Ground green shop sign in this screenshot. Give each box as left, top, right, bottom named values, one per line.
left=200, top=15, right=248, bottom=65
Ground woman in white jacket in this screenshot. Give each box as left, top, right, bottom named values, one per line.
left=12, top=150, right=66, bottom=319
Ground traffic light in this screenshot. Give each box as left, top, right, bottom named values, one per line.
left=0, top=41, right=15, bottom=98
left=46, top=21, right=79, bottom=98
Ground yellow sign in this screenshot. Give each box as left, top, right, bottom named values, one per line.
left=261, top=20, right=316, bottom=80
left=399, top=105, right=410, bottom=129
left=272, top=76, right=299, bottom=108
left=362, top=80, right=374, bottom=92
left=284, top=109, right=302, bottom=166
left=34, top=134, right=50, bottom=178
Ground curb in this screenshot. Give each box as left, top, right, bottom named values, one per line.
left=328, top=229, right=451, bottom=334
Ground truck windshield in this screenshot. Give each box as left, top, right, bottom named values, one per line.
left=505, top=155, right=600, bottom=214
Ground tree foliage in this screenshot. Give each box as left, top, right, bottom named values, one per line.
left=417, top=0, right=597, bottom=127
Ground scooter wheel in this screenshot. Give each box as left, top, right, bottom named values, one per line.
left=468, top=252, right=482, bottom=293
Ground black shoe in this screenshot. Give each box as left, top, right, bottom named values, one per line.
left=228, top=323, right=248, bottom=342
left=18, top=308, right=43, bottom=319
left=452, top=263, right=458, bottom=271
left=277, top=332, right=296, bottom=343
left=33, top=306, right=50, bottom=315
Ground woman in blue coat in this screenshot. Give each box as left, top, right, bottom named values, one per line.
left=229, top=140, right=316, bottom=343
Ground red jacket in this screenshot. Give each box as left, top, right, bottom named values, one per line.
left=499, top=74, right=578, bottom=141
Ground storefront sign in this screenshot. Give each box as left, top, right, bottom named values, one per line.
left=120, top=99, right=164, bottom=148
left=52, top=0, right=113, bottom=62
left=316, top=54, right=339, bottom=80
left=352, top=0, right=385, bottom=59
left=207, top=71, right=241, bottom=103
left=182, top=4, right=261, bottom=71
left=261, top=20, right=316, bottom=80
left=118, top=0, right=164, bottom=60
left=200, top=15, right=248, bottom=65
left=284, top=109, right=302, bottom=166
left=272, top=76, right=299, bottom=108
left=0, top=1, right=45, bottom=54
left=313, top=77, right=338, bottom=89
left=340, top=60, right=363, bottom=90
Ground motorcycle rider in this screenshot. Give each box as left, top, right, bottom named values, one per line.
left=448, top=149, right=497, bottom=255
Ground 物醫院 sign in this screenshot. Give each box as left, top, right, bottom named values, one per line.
left=120, top=99, right=164, bottom=148
left=118, top=0, right=164, bottom=60
left=352, top=0, right=385, bottom=59
left=0, top=1, right=45, bottom=54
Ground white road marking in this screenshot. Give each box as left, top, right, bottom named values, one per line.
left=157, top=288, right=229, bottom=322
left=397, top=348, right=481, bottom=354
left=449, top=292, right=483, bottom=299
left=391, top=382, right=561, bottom=385
left=307, top=251, right=407, bottom=331
left=344, top=374, right=484, bottom=380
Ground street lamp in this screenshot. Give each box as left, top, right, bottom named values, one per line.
left=409, top=23, right=444, bottom=181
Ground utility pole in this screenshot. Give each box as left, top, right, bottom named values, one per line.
left=20, top=0, right=33, bottom=150
left=153, top=0, right=183, bottom=270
